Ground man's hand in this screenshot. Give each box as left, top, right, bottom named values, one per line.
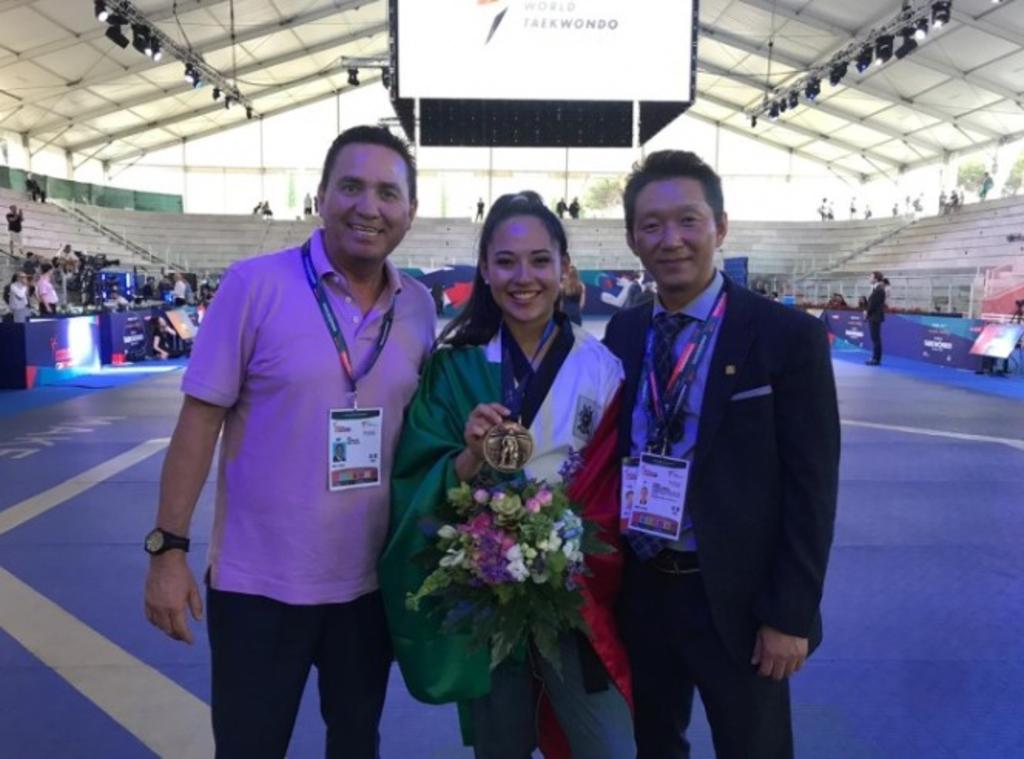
left=144, top=552, right=203, bottom=644
left=751, top=625, right=808, bottom=681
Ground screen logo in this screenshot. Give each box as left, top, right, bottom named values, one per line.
left=478, top=0, right=508, bottom=44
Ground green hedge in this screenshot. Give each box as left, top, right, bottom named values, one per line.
left=0, top=166, right=182, bottom=212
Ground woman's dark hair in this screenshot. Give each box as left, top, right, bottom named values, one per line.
left=438, top=191, right=569, bottom=349
left=41, top=263, right=53, bottom=274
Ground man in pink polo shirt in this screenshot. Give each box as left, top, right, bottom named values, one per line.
left=143, top=125, right=436, bottom=758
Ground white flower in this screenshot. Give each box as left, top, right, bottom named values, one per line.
left=439, top=548, right=465, bottom=568
left=531, top=571, right=550, bottom=584
left=547, top=529, right=563, bottom=552
left=507, top=559, right=529, bottom=582
left=505, top=544, right=524, bottom=562
left=437, top=525, right=458, bottom=540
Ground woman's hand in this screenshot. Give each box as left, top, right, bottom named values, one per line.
left=456, top=402, right=510, bottom=481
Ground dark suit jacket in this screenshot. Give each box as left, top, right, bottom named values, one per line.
left=866, top=285, right=886, bottom=323
left=604, top=277, right=840, bottom=665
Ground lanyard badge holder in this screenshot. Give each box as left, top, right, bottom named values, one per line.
left=625, top=292, right=727, bottom=540
left=302, top=239, right=395, bottom=491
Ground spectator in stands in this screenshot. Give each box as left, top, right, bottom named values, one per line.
left=568, top=196, right=581, bottom=219
left=172, top=273, right=192, bottom=305
left=143, top=124, right=435, bottom=759
left=261, top=201, right=274, bottom=219
left=912, top=194, right=923, bottom=213
left=865, top=271, right=887, bottom=365
left=103, top=283, right=130, bottom=310
left=304, top=192, right=314, bottom=216
left=939, top=190, right=948, bottom=215
left=26, top=173, right=46, bottom=203
left=892, top=202, right=899, bottom=217
left=979, top=172, right=994, bottom=201
left=817, top=197, right=828, bottom=221
left=251, top=201, right=262, bottom=215
left=7, top=204, right=24, bottom=257
left=556, top=197, right=568, bottom=218
left=864, top=204, right=872, bottom=220
left=429, top=282, right=444, bottom=316
left=826, top=200, right=834, bottom=220
left=7, top=271, right=30, bottom=322
left=475, top=197, right=485, bottom=222
left=605, top=149, right=840, bottom=759
left=21, top=251, right=39, bottom=276
left=36, top=263, right=59, bottom=315
left=560, top=263, right=586, bottom=324
left=849, top=198, right=857, bottom=219
left=950, top=190, right=961, bottom=213
left=56, top=243, right=74, bottom=262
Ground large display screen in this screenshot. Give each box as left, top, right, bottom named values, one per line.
left=396, top=0, right=695, bottom=102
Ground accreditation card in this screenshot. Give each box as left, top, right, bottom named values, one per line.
left=628, top=452, right=689, bottom=541
left=328, top=408, right=383, bottom=491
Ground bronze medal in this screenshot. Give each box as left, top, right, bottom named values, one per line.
left=483, top=421, right=534, bottom=473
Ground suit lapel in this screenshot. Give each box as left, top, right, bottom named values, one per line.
left=617, top=304, right=652, bottom=456
left=694, top=281, right=756, bottom=473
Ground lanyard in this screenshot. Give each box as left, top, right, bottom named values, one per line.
left=301, top=239, right=395, bottom=400
left=643, top=290, right=727, bottom=451
left=501, top=318, right=557, bottom=420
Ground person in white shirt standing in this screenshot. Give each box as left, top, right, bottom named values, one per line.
left=8, top=271, right=31, bottom=322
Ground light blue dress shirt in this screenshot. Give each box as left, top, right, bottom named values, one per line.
left=629, top=269, right=726, bottom=551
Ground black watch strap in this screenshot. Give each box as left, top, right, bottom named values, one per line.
left=144, top=527, right=190, bottom=555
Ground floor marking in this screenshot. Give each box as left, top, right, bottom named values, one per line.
left=0, top=567, right=214, bottom=758
left=842, top=419, right=1024, bottom=451
left=0, top=438, right=170, bottom=536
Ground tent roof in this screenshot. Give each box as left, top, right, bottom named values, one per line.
left=1, top=0, right=1022, bottom=177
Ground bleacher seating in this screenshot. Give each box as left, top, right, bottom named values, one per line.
left=7, top=187, right=1019, bottom=316
left=0, top=188, right=142, bottom=268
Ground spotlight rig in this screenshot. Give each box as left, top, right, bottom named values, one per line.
left=94, top=1, right=256, bottom=118
left=748, top=1, right=956, bottom=128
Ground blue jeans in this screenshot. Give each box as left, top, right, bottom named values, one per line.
left=470, top=632, right=635, bottom=759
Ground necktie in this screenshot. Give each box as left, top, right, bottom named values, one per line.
left=628, top=312, right=692, bottom=562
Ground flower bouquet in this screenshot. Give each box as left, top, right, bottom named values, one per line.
left=406, top=459, right=612, bottom=672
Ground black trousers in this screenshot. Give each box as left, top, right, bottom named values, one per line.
left=618, top=559, right=793, bottom=759
left=869, top=319, right=883, bottom=362
left=206, top=586, right=392, bottom=759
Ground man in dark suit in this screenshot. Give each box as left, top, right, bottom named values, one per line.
left=865, top=272, right=887, bottom=365
left=604, top=151, right=840, bottom=759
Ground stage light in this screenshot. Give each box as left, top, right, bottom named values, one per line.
left=769, top=102, right=780, bottom=121
left=382, top=70, right=391, bottom=89
left=150, top=40, right=162, bottom=61
left=246, top=106, right=254, bottom=120
left=788, top=91, right=799, bottom=110
left=95, top=1, right=109, bottom=22
left=805, top=78, right=821, bottom=101
left=914, top=18, right=929, bottom=40
left=184, top=64, right=202, bottom=88
left=750, top=114, right=758, bottom=128
left=347, top=68, right=359, bottom=86
left=131, top=24, right=150, bottom=56
left=875, top=34, right=894, bottom=65
left=212, top=87, right=221, bottom=101
left=931, top=1, right=951, bottom=28
left=829, top=61, right=848, bottom=86
left=105, top=24, right=129, bottom=49
left=856, top=46, right=873, bottom=73
left=224, top=95, right=233, bottom=110
left=895, top=28, right=918, bottom=59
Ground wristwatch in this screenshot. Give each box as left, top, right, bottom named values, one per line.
left=144, top=527, right=190, bottom=555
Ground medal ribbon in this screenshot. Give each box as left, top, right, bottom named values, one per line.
left=301, top=238, right=395, bottom=394
left=500, top=316, right=575, bottom=428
